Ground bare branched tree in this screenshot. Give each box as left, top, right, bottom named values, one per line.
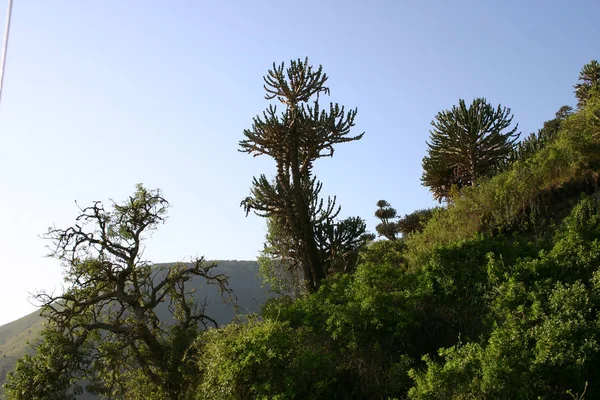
left=5, top=184, right=234, bottom=400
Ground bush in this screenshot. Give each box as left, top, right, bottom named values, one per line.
left=195, top=319, right=336, bottom=400
left=409, top=197, right=600, bottom=399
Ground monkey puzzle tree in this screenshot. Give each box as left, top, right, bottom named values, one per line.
left=421, top=98, right=519, bottom=202
left=240, top=58, right=364, bottom=293
left=575, top=59, right=600, bottom=108
left=3, top=185, right=233, bottom=400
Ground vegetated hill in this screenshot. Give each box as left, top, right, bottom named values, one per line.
left=186, top=96, right=600, bottom=399
left=404, top=100, right=600, bottom=267
left=0, top=312, right=45, bottom=394
left=0, top=260, right=269, bottom=399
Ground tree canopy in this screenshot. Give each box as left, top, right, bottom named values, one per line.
left=575, top=59, right=600, bottom=108
left=421, top=98, right=520, bottom=202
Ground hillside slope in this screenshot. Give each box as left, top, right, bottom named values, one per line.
left=405, top=99, right=600, bottom=267
left=0, top=312, right=44, bottom=393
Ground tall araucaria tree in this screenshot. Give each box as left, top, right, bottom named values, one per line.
left=421, top=98, right=520, bottom=202
left=574, top=59, right=600, bottom=108
left=240, top=58, right=364, bottom=293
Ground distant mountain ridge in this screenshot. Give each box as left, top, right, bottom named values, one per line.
left=0, top=260, right=269, bottom=399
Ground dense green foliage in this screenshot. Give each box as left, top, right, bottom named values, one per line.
left=410, top=196, right=600, bottom=399
left=188, top=62, right=600, bottom=399
left=196, top=318, right=337, bottom=400
left=3, top=328, right=90, bottom=400
left=5, top=58, right=600, bottom=400
left=190, top=194, right=600, bottom=399
left=422, top=98, right=520, bottom=202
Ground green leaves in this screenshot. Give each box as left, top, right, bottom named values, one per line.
left=196, top=319, right=334, bottom=400
left=3, top=328, right=89, bottom=400
left=409, top=196, right=600, bottom=399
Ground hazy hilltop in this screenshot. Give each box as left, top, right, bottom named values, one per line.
left=0, top=260, right=269, bottom=399
left=0, top=312, right=44, bottom=392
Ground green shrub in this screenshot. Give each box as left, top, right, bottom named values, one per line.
left=409, top=197, right=600, bottom=399
left=195, top=319, right=336, bottom=400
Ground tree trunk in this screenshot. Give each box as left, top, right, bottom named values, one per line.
left=289, top=127, right=325, bottom=293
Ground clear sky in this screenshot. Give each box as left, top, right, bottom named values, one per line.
left=0, top=0, right=598, bottom=325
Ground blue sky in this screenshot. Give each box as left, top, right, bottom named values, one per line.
left=0, top=0, right=598, bottom=325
